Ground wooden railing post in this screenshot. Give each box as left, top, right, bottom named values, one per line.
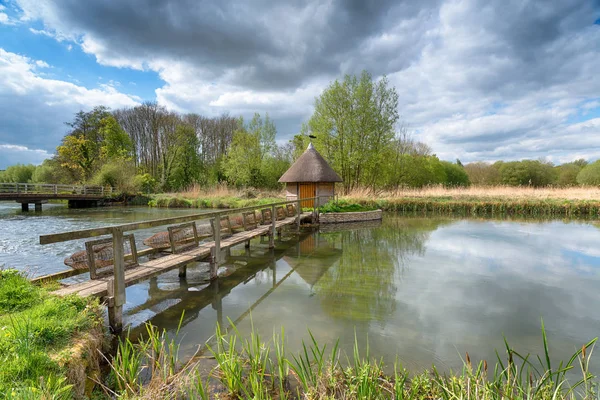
left=210, top=218, right=220, bottom=280
left=296, top=200, right=302, bottom=231
left=108, top=227, right=126, bottom=333
left=54, top=185, right=57, bottom=195
left=269, top=205, right=276, bottom=248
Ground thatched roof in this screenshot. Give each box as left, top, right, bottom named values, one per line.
left=279, top=143, right=343, bottom=183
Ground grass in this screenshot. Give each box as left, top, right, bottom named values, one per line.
left=105, top=316, right=598, bottom=400
left=0, top=268, right=103, bottom=398
left=149, top=183, right=284, bottom=209
left=319, top=200, right=378, bottom=213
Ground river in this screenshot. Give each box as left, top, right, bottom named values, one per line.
left=1, top=202, right=599, bottom=374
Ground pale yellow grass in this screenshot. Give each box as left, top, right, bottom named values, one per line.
left=343, top=185, right=600, bottom=201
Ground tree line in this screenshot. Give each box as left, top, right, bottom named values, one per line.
left=2, top=70, right=600, bottom=193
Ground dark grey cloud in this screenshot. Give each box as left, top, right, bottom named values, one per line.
left=18, top=0, right=441, bottom=89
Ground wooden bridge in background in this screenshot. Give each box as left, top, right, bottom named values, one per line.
left=0, top=183, right=113, bottom=211
left=37, top=197, right=326, bottom=332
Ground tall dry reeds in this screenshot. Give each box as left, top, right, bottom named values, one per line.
left=343, top=185, right=600, bottom=201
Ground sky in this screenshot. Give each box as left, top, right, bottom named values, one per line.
left=0, top=0, right=599, bottom=169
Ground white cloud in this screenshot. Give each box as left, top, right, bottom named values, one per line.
left=0, top=144, right=52, bottom=168
left=29, top=27, right=56, bottom=38
left=0, top=12, right=14, bottom=25
left=34, top=60, right=50, bottom=68
left=0, top=48, right=140, bottom=158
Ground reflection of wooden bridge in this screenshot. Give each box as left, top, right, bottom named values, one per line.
left=38, top=198, right=326, bottom=332
left=0, top=183, right=113, bottom=211
left=126, top=231, right=342, bottom=352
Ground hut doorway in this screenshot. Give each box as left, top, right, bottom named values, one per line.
left=299, top=183, right=316, bottom=208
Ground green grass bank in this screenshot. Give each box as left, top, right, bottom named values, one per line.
left=0, top=269, right=104, bottom=399
left=148, top=194, right=283, bottom=209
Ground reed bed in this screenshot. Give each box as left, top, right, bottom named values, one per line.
left=105, top=318, right=598, bottom=400
left=341, top=186, right=600, bottom=217
left=344, top=185, right=600, bottom=201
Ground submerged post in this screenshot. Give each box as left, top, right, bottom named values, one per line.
left=108, top=227, right=126, bottom=333
left=269, top=205, right=276, bottom=248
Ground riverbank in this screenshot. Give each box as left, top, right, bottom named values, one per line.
left=0, top=270, right=104, bottom=398
left=105, top=321, right=597, bottom=400
left=147, top=186, right=600, bottom=217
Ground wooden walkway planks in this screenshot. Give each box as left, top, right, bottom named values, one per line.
left=52, top=213, right=310, bottom=299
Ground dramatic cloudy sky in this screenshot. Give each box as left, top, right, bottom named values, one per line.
left=0, top=0, right=599, bottom=169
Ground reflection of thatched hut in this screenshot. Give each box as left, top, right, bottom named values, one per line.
left=279, top=143, right=342, bottom=208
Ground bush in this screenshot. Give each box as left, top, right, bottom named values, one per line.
left=91, top=159, right=139, bottom=194
left=577, top=160, right=600, bottom=185
left=320, top=200, right=378, bottom=213
left=441, top=161, right=470, bottom=186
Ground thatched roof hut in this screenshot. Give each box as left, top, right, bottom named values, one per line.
left=279, top=143, right=342, bottom=207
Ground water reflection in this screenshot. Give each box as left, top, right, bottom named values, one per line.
left=122, top=215, right=600, bottom=376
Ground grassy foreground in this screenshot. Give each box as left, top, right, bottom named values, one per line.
left=0, top=269, right=103, bottom=399
left=103, top=318, right=598, bottom=400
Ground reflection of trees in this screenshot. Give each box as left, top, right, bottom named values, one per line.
left=315, top=216, right=452, bottom=324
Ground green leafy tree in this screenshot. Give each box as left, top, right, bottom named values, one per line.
left=100, top=115, right=134, bottom=160
left=498, top=160, right=555, bottom=187
left=223, top=129, right=262, bottom=187
left=309, top=70, right=399, bottom=192
left=555, top=161, right=585, bottom=186
left=169, top=124, right=202, bottom=190
left=576, top=160, right=600, bottom=185
left=441, top=161, right=470, bottom=186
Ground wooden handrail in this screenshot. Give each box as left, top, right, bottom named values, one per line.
left=0, top=183, right=112, bottom=195
left=39, top=196, right=330, bottom=245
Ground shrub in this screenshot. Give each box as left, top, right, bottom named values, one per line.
left=577, top=160, right=600, bottom=186
left=319, top=200, right=378, bottom=213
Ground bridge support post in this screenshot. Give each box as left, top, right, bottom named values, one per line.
left=21, top=202, right=29, bottom=212
left=34, top=203, right=42, bottom=212
left=269, top=205, right=276, bottom=248
left=178, top=265, right=187, bottom=278
left=245, top=240, right=250, bottom=248
left=108, top=228, right=126, bottom=333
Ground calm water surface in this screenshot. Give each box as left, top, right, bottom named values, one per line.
left=1, top=202, right=599, bottom=373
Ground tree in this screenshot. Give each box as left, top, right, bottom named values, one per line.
left=555, top=161, right=585, bottom=186
left=56, top=107, right=113, bottom=181
left=464, top=162, right=501, bottom=186
left=498, top=160, right=555, bottom=187
left=170, top=124, right=202, bottom=190
left=577, top=161, right=600, bottom=185
left=441, top=161, right=470, bottom=186
left=100, top=115, right=133, bottom=160
left=309, top=70, right=399, bottom=193
left=222, top=129, right=262, bottom=187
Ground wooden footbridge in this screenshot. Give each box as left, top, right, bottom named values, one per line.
left=0, top=183, right=113, bottom=211
left=37, top=197, right=324, bottom=332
